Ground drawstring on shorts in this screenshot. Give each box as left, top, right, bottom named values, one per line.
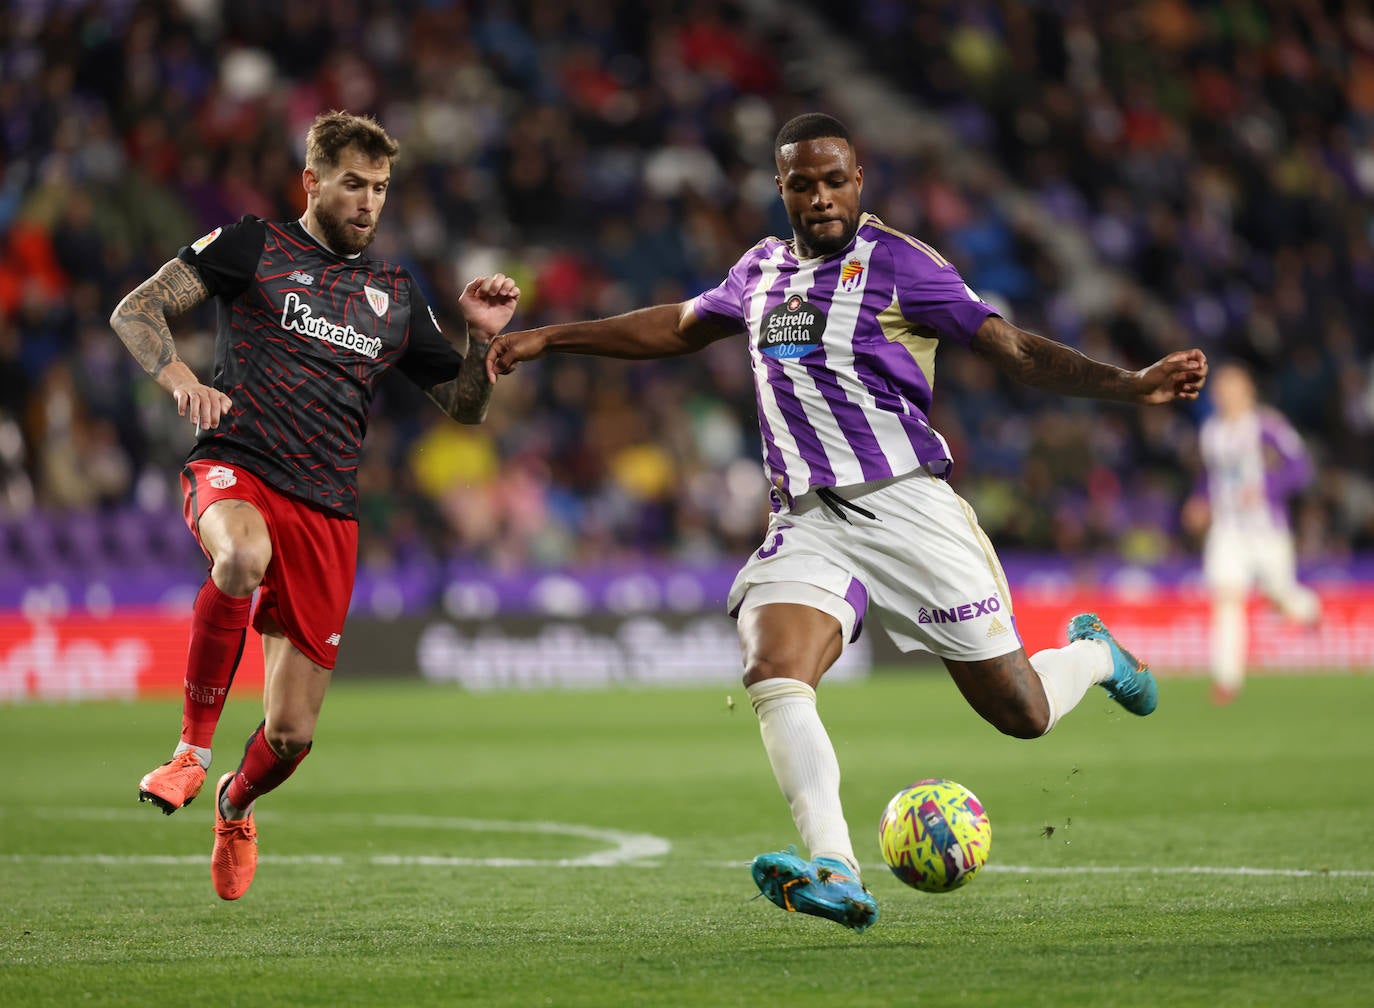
left=816, top=486, right=878, bottom=524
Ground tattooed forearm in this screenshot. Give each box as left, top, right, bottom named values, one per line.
left=972, top=316, right=1136, bottom=401
left=427, top=331, right=494, bottom=423
left=109, top=259, right=209, bottom=380
left=1015, top=337, right=1134, bottom=398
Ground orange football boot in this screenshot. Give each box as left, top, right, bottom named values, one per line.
left=211, top=773, right=258, bottom=901
left=137, top=749, right=207, bottom=814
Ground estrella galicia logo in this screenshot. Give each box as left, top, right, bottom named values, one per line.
left=759, top=294, right=826, bottom=359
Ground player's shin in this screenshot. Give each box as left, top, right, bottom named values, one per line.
left=222, top=723, right=311, bottom=817
left=747, top=677, right=859, bottom=874
left=1029, top=639, right=1111, bottom=733
left=181, top=578, right=253, bottom=759
left=1211, top=596, right=1247, bottom=693
left=1282, top=584, right=1321, bottom=626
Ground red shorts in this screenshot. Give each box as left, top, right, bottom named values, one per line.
left=181, top=459, right=358, bottom=669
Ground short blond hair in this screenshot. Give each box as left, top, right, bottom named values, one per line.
left=304, top=110, right=399, bottom=172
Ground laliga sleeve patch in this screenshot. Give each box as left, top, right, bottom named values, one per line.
left=191, top=227, right=223, bottom=253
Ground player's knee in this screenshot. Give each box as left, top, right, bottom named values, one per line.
left=986, top=700, right=1050, bottom=740
left=997, top=710, right=1050, bottom=740
left=741, top=656, right=808, bottom=688
left=264, top=725, right=312, bottom=760
left=212, top=542, right=269, bottom=595
left=955, top=655, right=1052, bottom=738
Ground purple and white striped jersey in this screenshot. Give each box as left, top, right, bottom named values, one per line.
left=690, top=212, right=996, bottom=503
left=1197, top=406, right=1312, bottom=533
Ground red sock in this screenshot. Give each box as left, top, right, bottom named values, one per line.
left=181, top=579, right=252, bottom=748
left=225, top=723, right=310, bottom=810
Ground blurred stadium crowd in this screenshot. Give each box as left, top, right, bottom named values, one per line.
left=1, top=0, right=1372, bottom=592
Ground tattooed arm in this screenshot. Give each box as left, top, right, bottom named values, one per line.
left=109, top=258, right=234, bottom=428
left=425, top=273, right=521, bottom=424
left=970, top=315, right=1208, bottom=405
left=425, top=334, right=495, bottom=424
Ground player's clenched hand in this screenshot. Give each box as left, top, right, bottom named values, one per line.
left=459, top=273, right=521, bottom=340
left=485, top=329, right=548, bottom=383
left=1133, top=348, right=1208, bottom=404
left=172, top=381, right=233, bottom=429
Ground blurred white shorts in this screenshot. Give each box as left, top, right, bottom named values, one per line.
left=728, top=468, right=1022, bottom=662
left=1204, top=525, right=1300, bottom=596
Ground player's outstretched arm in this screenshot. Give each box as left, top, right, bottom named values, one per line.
left=971, top=315, right=1208, bottom=404
left=109, top=258, right=233, bottom=429
left=427, top=351, right=493, bottom=425
left=458, top=273, right=520, bottom=341
left=485, top=302, right=736, bottom=383
left=427, top=273, right=523, bottom=425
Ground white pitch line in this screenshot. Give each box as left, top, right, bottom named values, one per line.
left=0, top=854, right=650, bottom=868
left=2, top=809, right=1369, bottom=878
left=694, top=860, right=1374, bottom=879
left=984, top=863, right=1374, bottom=879
left=3, top=854, right=1372, bottom=879
left=1, top=806, right=670, bottom=868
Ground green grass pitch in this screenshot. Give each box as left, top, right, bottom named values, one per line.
left=2, top=671, right=1372, bottom=1007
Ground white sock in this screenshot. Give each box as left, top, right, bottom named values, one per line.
left=173, top=741, right=212, bottom=771
left=1029, top=639, right=1111, bottom=733
left=746, top=677, right=859, bottom=876
left=1279, top=585, right=1320, bottom=625
left=1212, top=596, right=1247, bottom=691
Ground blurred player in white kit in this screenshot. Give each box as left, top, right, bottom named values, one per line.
left=1184, top=362, right=1320, bottom=704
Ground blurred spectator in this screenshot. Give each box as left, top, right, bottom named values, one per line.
left=2, top=0, right=1370, bottom=595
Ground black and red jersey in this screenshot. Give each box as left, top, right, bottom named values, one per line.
left=177, top=216, right=464, bottom=519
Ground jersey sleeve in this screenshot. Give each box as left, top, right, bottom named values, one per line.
left=889, top=239, right=997, bottom=345
left=176, top=215, right=266, bottom=300
left=1259, top=408, right=1314, bottom=495
left=688, top=244, right=761, bottom=331
left=395, top=272, right=465, bottom=389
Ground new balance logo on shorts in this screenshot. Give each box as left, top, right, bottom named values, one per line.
left=325, top=633, right=341, bottom=646
left=917, top=595, right=1003, bottom=625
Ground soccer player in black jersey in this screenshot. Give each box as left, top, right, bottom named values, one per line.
left=110, top=111, right=520, bottom=900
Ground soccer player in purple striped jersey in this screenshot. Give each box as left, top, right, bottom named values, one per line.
left=1183, top=362, right=1319, bottom=705
left=488, top=113, right=1208, bottom=931
left=112, top=110, right=520, bottom=900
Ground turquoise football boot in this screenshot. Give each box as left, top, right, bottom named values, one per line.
left=1067, top=612, right=1158, bottom=716
left=751, top=846, right=878, bottom=932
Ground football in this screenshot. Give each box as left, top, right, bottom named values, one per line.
left=878, top=778, right=992, bottom=893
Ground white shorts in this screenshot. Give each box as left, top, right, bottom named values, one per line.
left=1204, top=525, right=1300, bottom=598
left=727, top=469, right=1021, bottom=661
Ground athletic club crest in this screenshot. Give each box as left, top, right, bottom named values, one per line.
left=839, top=257, right=865, bottom=293
left=363, top=285, right=389, bottom=316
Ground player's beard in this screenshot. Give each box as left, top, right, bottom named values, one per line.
left=315, top=203, right=376, bottom=255
left=801, top=216, right=858, bottom=257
